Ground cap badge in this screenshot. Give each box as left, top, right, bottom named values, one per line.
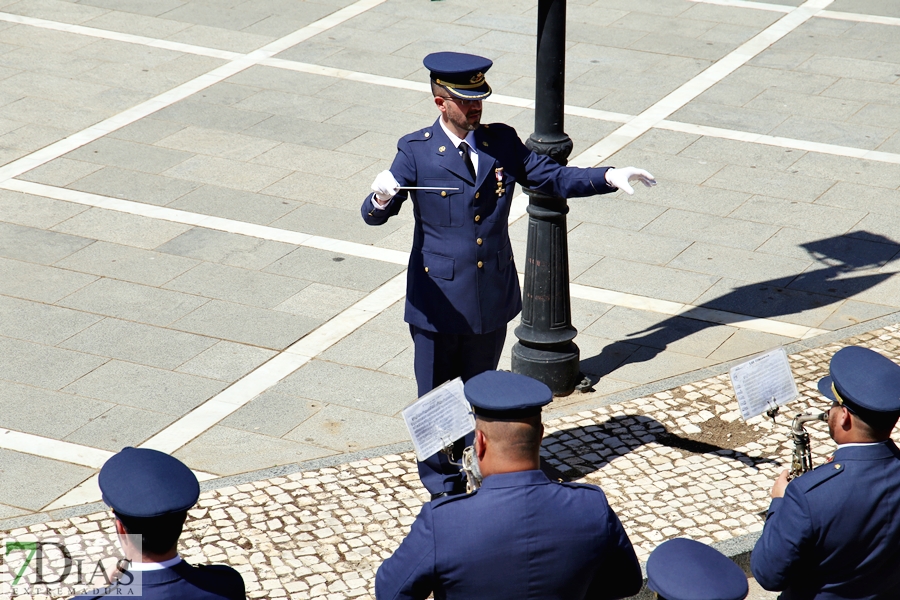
left=470, top=72, right=483, bottom=84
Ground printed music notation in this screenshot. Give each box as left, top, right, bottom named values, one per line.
left=729, top=347, right=799, bottom=421
left=402, top=378, right=475, bottom=461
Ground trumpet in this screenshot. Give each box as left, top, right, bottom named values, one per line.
left=788, top=411, right=827, bottom=480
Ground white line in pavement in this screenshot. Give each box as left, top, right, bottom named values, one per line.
left=44, top=272, right=408, bottom=510
left=569, top=0, right=835, bottom=168
left=3, top=6, right=897, bottom=175
left=0, top=0, right=387, bottom=185
left=658, top=121, right=900, bottom=165
left=260, top=57, right=635, bottom=124
left=687, top=0, right=793, bottom=12
left=4, top=178, right=830, bottom=341
left=564, top=280, right=829, bottom=339
left=0, top=12, right=242, bottom=59
left=0, top=428, right=112, bottom=469
left=44, top=468, right=218, bottom=512
left=142, top=273, right=406, bottom=454
left=0, top=180, right=410, bottom=265
left=0, top=427, right=216, bottom=512
left=689, top=0, right=900, bottom=27
left=818, top=10, right=900, bottom=27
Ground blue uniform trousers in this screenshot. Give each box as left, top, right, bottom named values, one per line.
left=409, top=325, right=506, bottom=494
left=410, top=324, right=506, bottom=496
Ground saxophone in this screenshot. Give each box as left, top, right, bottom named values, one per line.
left=788, top=411, right=827, bottom=480
left=440, top=443, right=483, bottom=493
left=460, top=445, right=483, bottom=492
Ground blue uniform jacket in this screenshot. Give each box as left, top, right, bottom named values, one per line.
left=72, top=560, right=245, bottom=599
left=375, top=469, right=641, bottom=600
left=361, top=119, right=615, bottom=335
left=751, top=441, right=900, bottom=599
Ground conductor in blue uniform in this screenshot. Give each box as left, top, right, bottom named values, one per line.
left=751, top=345, right=900, bottom=599
left=361, top=51, right=655, bottom=498
left=374, top=370, right=642, bottom=600
left=72, top=447, right=245, bottom=600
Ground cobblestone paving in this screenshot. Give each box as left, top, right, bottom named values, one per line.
left=5, top=325, right=900, bottom=599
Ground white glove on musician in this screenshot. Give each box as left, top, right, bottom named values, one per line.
left=371, top=170, right=401, bottom=208
left=605, top=167, right=657, bottom=195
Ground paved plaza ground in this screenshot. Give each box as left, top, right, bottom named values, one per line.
left=2, top=0, right=900, bottom=596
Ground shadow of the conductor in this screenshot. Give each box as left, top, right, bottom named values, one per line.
left=582, top=231, right=900, bottom=381
left=539, top=413, right=779, bottom=482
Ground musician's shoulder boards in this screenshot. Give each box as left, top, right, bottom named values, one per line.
left=556, top=481, right=604, bottom=493
left=795, top=462, right=844, bottom=492
left=403, top=127, right=432, bottom=143
left=432, top=491, right=477, bottom=508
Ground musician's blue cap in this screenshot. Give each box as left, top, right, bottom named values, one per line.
left=647, top=538, right=748, bottom=600
left=464, top=371, right=552, bottom=418
left=424, top=51, right=492, bottom=100
left=99, top=447, right=200, bottom=519
left=818, top=346, right=900, bottom=419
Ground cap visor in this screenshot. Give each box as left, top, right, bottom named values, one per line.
left=444, top=83, right=492, bottom=100
left=818, top=376, right=836, bottom=400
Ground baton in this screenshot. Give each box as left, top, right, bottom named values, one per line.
left=398, top=186, right=460, bottom=191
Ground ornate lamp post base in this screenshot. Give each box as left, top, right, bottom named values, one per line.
left=511, top=342, right=580, bottom=396
left=512, top=187, right=580, bottom=395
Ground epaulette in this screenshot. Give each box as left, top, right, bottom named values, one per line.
left=431, top=490, right=477, bottom=508
left=791, top=461, right=845, bottom=493
left=481, top=122, right=514, bottom=135
left=402, top=127, right=434, bottom=143
left=555, top=480, right=603, bottom=492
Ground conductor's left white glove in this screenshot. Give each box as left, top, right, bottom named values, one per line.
left=605, top=167, right=657, bottom=195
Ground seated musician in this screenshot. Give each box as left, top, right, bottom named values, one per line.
left=375, top=370, right=642, bottom=600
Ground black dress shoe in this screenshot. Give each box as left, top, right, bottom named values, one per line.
left=430, top=492, right=449, bottom=501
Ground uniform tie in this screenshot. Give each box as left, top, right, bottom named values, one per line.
left=459, top=141, right=476, bottom=180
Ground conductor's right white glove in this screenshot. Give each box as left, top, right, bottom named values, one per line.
left=371, top=170, right=401, bottom=205
left=605, top=167, right=657, bottom=195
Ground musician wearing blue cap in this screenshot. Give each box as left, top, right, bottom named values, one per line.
left=647, top=538, right=748, bottom=600
left=72, top=447, right=245, bottom=600
left=751, top=345, right=900, bottom=599
left=375, top=370, right=641, bottom=600
left=361, top=51, right=655, bottom=499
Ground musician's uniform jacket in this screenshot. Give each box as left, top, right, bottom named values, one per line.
left=361, top=119, right=616, bottom=335
left=751, top=440, right=900, bottom=599
left=72, top=560, right=247, bottom=600
left=72, top=559, right=245, bottom=600
left=375, top=470, right=641, bottom=600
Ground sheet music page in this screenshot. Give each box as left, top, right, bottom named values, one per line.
left=729, top=347, right=799, bottom=421
left=402, top=378, right=475, bottom=461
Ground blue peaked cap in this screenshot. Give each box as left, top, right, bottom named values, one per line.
left=423, top=51, right=492, bottom=100
left=647, top=538, right=748, bottom=600
left=817, top=346, right=900, bottom=418
left=464, top=371, right=552, bottom=418
left=99, top=447, right=200, bottom=519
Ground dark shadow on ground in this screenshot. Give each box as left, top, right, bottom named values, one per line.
left=581, top=232, right=900, bottom=381
left=539, top=414, right=779, bottom=482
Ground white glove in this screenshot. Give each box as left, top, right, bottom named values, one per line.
left=371, top=170, right=400, bottom=204
left=605, top=167, right=657, bottom=195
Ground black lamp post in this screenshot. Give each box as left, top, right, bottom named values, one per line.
left=511, top=0, right=581, bottom=395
